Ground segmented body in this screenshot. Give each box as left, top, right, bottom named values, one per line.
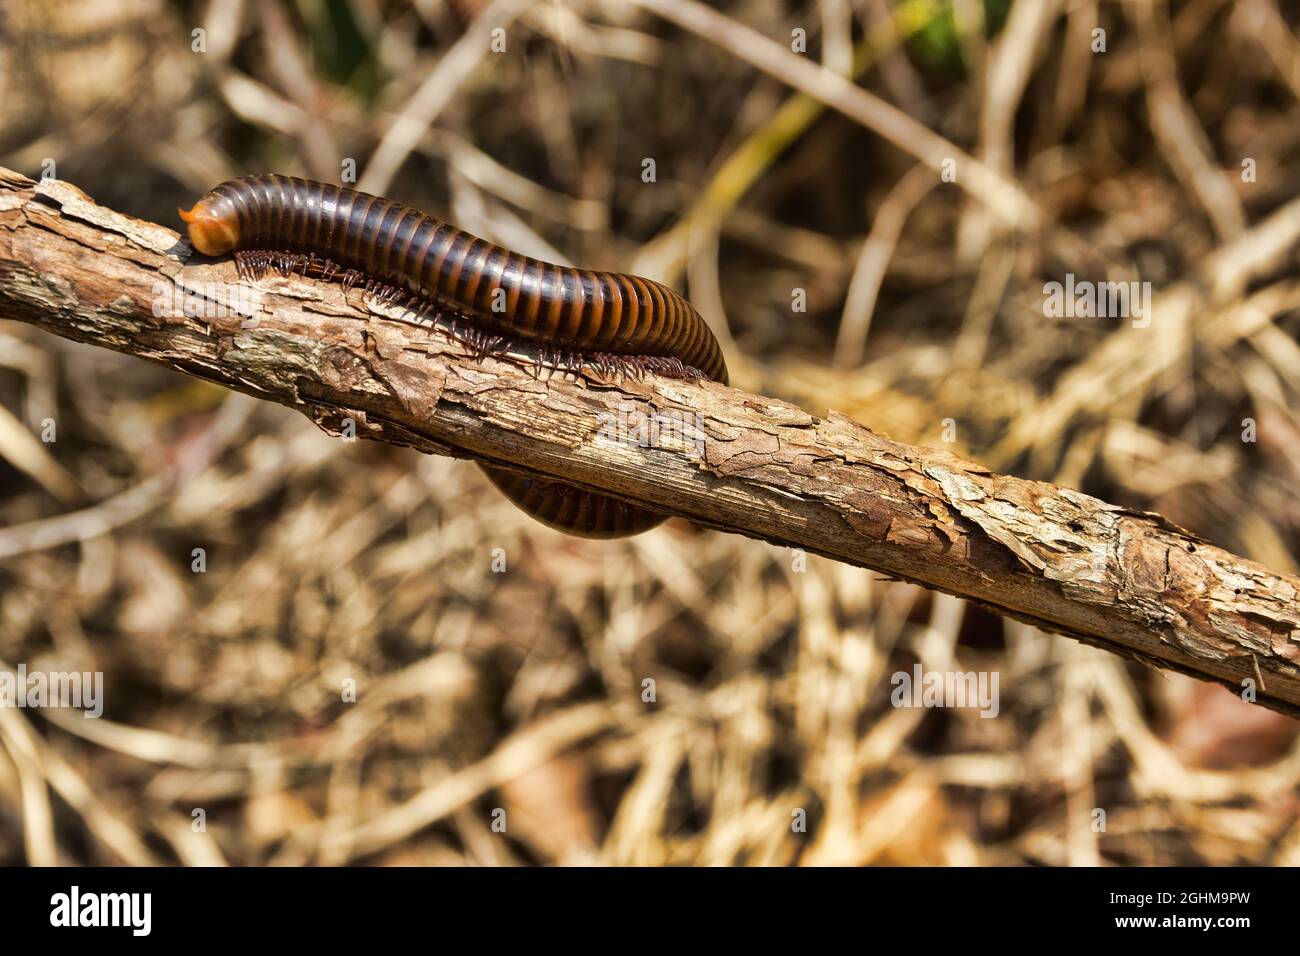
left=180, top=175, right=727, bottom=538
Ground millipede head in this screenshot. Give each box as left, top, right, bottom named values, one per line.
left=178, top=194, right=241, bottom=256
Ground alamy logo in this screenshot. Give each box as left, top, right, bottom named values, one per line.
left=152, top=278, right=261, bottom=323
left=1043, top=273, right=1151, bottom=328
left=890, top=664, right=1000, bottom=718
left=0, top=664, right=103, bottom=717
left=50, top=886, right=151, bottom=936
left=596, top=403, right=706, bottom=459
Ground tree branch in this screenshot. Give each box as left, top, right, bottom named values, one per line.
left=2, top=166, right=1298, bottom=715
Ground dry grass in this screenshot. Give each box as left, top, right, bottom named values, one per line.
left=1, top=0, right=1300, bottom=865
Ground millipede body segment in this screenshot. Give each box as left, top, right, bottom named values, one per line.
left=180, top=174, right=728, bottom=538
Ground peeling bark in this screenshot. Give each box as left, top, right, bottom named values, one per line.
left=1, top=166, right=1298, bottom=715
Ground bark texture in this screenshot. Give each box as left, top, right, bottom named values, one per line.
left=1, top=166, right=1298, bottom=715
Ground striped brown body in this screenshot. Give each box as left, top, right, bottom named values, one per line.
left=180, top=174, right=728, bottom=538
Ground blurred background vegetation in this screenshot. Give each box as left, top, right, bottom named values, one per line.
left=2, top=0, right=1300, bottom=865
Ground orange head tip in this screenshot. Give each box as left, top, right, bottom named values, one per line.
left=178, top=205, right=197, bottom=224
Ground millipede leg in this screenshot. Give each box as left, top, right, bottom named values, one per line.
left=228, top=247, right=709, bottom=389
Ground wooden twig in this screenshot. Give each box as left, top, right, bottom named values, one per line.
left=1, top=166, right=1298, bottom=715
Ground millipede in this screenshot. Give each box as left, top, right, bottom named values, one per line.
left=179, top=174, right=728, bottom=539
